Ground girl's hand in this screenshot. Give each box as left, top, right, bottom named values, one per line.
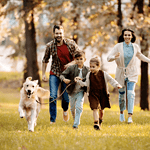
left=117, top=85, right=122, bottom=89
left=74, top=77, right=82, bottom=82
left=115, top=52, right=120, bottom=59
left=63, top=79, right=71, bottom=84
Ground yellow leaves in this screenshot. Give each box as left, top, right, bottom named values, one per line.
left=110, top=21, right=116, bottom=26
left=73, top=34, right=77, bottom=39
left=102, top=5, right=108, bottom=11
left=10, top=37, right=18, bottom=44
left=89, top=14, right=98, bottom=20
left=104, top=35, right=110, bottom=40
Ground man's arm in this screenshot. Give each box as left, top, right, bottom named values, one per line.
left=42, top=62, right=48, bottom=82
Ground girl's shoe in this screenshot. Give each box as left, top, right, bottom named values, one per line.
left=120, top=114, right=125, bottom=122
left=94, top=125, right=100, bottom=130
left=94, top=121, right=100, bottom=130
left=128, top=117, right=133, bottom=124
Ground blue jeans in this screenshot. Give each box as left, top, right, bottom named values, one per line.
left=69, top=91, right=84, bottom=128
left=119, top=79, right=135, bottom=114
left=49, top=75, right=69, bottom=122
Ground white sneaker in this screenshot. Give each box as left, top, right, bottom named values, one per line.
left=128, top=117, right=133, bottom=124
left=120, top=114, right=125, bottom=122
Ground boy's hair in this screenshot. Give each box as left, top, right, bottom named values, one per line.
left=90, top=56, right=101, bottom=66
left=53, top=25, right=64, bottom=33
left=74, top=50, right=85, bottom=58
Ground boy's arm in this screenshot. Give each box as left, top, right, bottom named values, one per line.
left=60, top=66, right=71, bottom=84
left=104, top=72, right=122, bottom=88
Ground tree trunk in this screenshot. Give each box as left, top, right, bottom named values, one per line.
left=117, top=0, right=122, bottom=28
left=140, top=61, right=149, bottom=110
left=137, top=0, right=149, bottom=110
left=23, top=0, right=41, bottom=86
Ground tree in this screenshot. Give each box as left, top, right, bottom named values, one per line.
left=137, top=0, right=149, bottom=110
left=23, top=0, right=41, bottom=85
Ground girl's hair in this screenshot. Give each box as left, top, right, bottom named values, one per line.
left=118, top=28, right=136, bottom=43
left=90, top=56, right=101, bottom=66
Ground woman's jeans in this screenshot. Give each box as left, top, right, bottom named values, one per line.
left=119, top=79, right=135, bottom=114
left=69, top=91, right=84, bottom=128
left=49, top=75, right=69, bottom=122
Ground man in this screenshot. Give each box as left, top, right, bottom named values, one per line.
left=42, top=25, right=80, bottom=124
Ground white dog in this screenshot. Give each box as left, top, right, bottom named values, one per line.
left=18, top=77, right=50, bottom=132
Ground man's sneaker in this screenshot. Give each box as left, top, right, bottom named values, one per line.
left=50, top=121, right=55, bottom=124
left=63, top=110, right=69, bottom=122
left=120, top=113, right=125, bottom=122
left=128, top=117, right=133, bottom=124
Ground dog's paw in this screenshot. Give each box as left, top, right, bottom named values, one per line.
left=29, top=130, right=34, bottom=132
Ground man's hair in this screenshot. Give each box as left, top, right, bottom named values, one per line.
left=90, top=56, right=101, bottom=66
left=53, top=25, right=64, bottom=33
left=118, top=28, right=136, bottom=43
left=74, top=50, right=85, bottom=58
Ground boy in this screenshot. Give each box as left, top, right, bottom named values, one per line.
left=60, top=50, right=89, bottom=129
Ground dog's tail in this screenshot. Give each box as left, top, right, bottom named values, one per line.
left=37, top=87, right=50, bottom=99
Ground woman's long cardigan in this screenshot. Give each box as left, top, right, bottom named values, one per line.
left=107, top=42, right=150, bottom=86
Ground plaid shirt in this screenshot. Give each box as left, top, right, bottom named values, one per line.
left=42, top=38, right=80, bottom=77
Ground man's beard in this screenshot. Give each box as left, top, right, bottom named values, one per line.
left=55, top=36, right=62, bottom=43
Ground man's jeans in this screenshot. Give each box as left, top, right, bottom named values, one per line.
left=49, top=75, right=69, bottom=122
left=69, top=91, right=84, bottom=128
left=119, top=79, right=135, bottom=114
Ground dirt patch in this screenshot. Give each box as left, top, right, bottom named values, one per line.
left=0, top=79, right=22, bottom=89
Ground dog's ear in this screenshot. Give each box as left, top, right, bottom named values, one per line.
left=26, top=77, right=32, bottom=81
left=33, top=80, right=38, bottom=84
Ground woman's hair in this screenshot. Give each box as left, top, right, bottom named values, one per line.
left=90, top=56, right=101, bottom=66
left=118, top=28, right=136, bottom=43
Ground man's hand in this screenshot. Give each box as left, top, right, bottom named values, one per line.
left=42, top=74, right=48, bottom=82
left=63, top=78, right=71, bottom=84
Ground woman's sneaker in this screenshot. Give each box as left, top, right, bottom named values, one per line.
left=128, top=117, right=133, bottom=124
left=120, top=114, right=125, bottom=122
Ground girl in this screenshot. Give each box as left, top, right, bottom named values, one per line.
left=78, top=56, right=122, bottom=130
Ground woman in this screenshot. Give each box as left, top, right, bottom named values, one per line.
left=107, top=28, right=150, bottom=123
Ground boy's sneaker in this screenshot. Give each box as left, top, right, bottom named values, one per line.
left=128, top=117, right=133, bottom=124
left=73, top=126, right=78, bottom=130
left=120, top=114, right=125, bottom=122
left=63, top=110, right=69, bottom=122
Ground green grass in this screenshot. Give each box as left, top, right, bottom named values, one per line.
left=0, top=72, right=150, bottom=150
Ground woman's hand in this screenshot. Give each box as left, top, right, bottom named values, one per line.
left=115, top=52, right=120, bottom=59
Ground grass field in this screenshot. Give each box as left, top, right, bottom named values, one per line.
left=0, top=72, right=150, bottom=150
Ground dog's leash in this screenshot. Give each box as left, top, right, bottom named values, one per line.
left=36, top=81, right=75, bottom=105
